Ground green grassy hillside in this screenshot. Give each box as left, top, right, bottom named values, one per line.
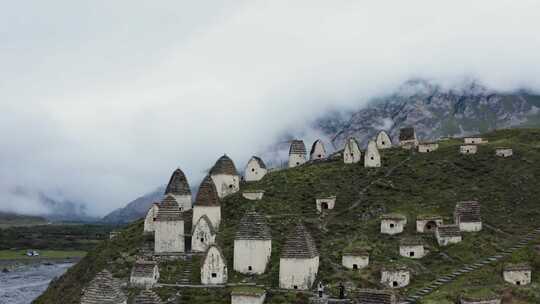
left=35, top=128, right=540, bottom=304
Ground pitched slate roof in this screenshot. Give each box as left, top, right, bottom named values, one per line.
left=131, top=260, right=157, bottom=278
left=455, top=201, right=481, bottom=222
left=437, top=225, right=461, bottom=237
left=155, top=195, right=183, bottom=221
left=289, top=140, right=306, bottom=155
left=133, top=289, right=164, bottom=304
left=381, top=213, right=407, bottom=221
left=281, top=224, right=319, bottom=259
left=194, top=175, right=220, bottom=206
left=235, top=211, right=271, bottom=241
left=164, top=168, right=191, bottom=196
left=210, top=155, right=238, bottom=175
left=504, top=263, right=532, bottom=272
left=399, top=127, right=416, bottom=141
left=250, top=156, right=267, bottom=169
left=192, top=214, right=216, bottom=235
left=357, top=289, right=396, bottom=304
left=80, top=270, right=127, bottom=304
left=400, top=237, right=424, bottom=246
left=343, top=247, right=369, bottom=256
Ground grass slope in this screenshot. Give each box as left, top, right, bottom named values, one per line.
left=36, top=128, right=540, bottom=304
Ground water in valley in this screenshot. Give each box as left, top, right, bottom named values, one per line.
left=0, top=262, right=73, bottom=304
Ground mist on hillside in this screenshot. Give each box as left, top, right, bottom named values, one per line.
left=1, top=0, right=540, bottom=217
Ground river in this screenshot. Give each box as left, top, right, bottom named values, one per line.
left=0, top=262, right=73, bottom=304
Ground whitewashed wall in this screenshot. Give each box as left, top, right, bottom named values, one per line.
left=154, top=220, right=184, bottom=253
left=211, top=174, right=240, bottom=198
left=342, top=255, right=369, bottom=270
left=233, top=239, right=271, bottom=274
left=279, top=257, right=319, bottom=290
left=289, top=154, right=306, bottom=168
left=244, top=159, right=267, bottom=182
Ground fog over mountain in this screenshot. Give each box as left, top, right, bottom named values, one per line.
left=1, top=1, right=540, bottom=217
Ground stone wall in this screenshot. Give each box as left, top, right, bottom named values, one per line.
left=399, top=245, right=425, bottom=259
left=154, top=220, right=185, bottom=253
left=460, top=145, right=478, bottom=154
left=316, top=197, right=336, bottom=213
left=231, top=294, right=266, bottom=304
left=416, top=218, right=443, bottom=233
left=342, top=255, right=369, bottom=270
left=279, top=257, right=319, bottom=290
left=244, top=159, right=267, bottom=182
left=211, top=174, right=240, bottom=199
left=503, top=270, right=532, bottom=286
left=242, top=191, right=264, bottom=201
left=459, top=221, right=482, bottom=232
left=143, top=204, right=159, bottom=233
left=381, top=269, right=410, bottom=288
left=171, top=194, right=192, bottom=211
left=234, top=239, right=272, bottom=274
left=381, top=219, right=405, bottom=235
left=343, top=139, right=361, bottom=164
left=289, top=153, right=307, bottom=168
left=201, top=246, right=228, bottom=285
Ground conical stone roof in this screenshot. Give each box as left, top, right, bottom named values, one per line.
left=194, top=175, right=220, bottom=206
left=235, top=211, right=271, bottom=240
left=80, top=269, right=127, bottom=304
left=281, top=224, right=318, bottom=259
left=164, top=168, right=191, bottom=196
left=133, top=289, right=163, bottom=304
left=289, top=140, right=306, bottom=155
left=155, top=195, right=182, bottom=221
left=210, top=155, right=238, bottom=175
left=131, top=260, right=157, bottom=278
left=455, top=201, right=481, bottom=222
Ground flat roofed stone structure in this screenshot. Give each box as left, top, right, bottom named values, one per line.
left=81, top=269, right=127, bottom=304
left=279, top=224, right=319, bottom=290
left=436, top=225, right=462, bottom=246
left=242, top=190, right=265, bottom=201
left=289, top=140, right=307, bottom=168
left=144, top=203, right=160, bottom=233
left=418, top=142, right=439, bottom=153
left=154, top=195, right=184, bottom=253
left=193, top=175, right=221, bottom=230
left=201, top=244, right=228, bottom=285
left=244, top=156, right=267, bottom=182
left=342, top=248, right=369, bottom=270
left=460, top=145, right=478, bottom=155
left=364, top=140, right=381, bottom=168
left=234, top=211, right=272, bottom=274
left=357, top=289, right=396, bottom=304
left=164, top=168, right=192, bottom=211
left=133, top=290, right=164, bottom=304
left=231, top=287, right=266, bottom=304
left=310, top=140, right=327, bottom=161
left=454, top=201, right=482, bottom=232
left=399, top=127, right=418, bottom=149
left=191, top=215, right=216, bottom=252
left=416, top=215, right=443, bottom=233
left=380, top=214, right=407, bottom=235
left=503, top=263, right=532, bottom=286
left=343, top=137, right=361, bottom=164
left=316, top=196, right=336, bottom=213
left=399, top=238, right=425, bottom=259
left=376, top=131, right=392, bottom=149
left=130, top=260, right=159, bottom=288
left=210, top=155, right=240, bottom=199
left=380, top=265, right=410, bottom=288
left=464, top=137, right=488, bottom=144
left=495, top=147, right=513, bottom=158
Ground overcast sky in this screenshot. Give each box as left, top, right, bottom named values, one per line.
left=1, top=0, right=540, bottom=217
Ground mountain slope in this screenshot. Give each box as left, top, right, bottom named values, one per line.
left=36, top=128, right=540, bottom=304
left=316, top=82, right=540, bottom=149
left=101, top=187, right=165, bottom=224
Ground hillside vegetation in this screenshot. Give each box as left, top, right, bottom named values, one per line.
left=36, top=128, right=540, bottom=304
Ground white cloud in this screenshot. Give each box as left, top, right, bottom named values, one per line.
left=1, top=0, right=540, bottom=216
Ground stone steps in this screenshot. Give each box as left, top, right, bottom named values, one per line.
left=403, top=226, right=540, bottom=303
